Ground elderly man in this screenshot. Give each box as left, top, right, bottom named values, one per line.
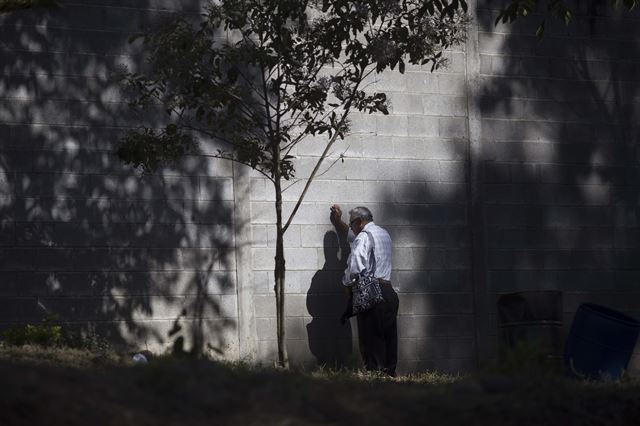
left=330, top=205, right=399, bottom=376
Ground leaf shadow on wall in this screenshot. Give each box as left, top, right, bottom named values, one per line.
left=0, top=1, right=239, bottom=356
left=477, top=0, right=640, bottom=363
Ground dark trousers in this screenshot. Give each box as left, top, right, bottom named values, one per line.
left=357, top=282, right=399, bottom=377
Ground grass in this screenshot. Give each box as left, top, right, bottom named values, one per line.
left=1, top=344, right=640, bottom=425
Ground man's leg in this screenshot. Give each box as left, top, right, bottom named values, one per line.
left=381, top=284, right=399, bottom=376
left=358, top=306, right=386, bottom=372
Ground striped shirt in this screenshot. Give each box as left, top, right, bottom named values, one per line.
left=343, top=222, right=393, bottom=287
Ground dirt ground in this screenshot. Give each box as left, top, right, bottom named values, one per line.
left=1, top=346, right=640, bottom=426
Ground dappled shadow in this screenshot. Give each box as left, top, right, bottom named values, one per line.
left=374, top=144, right=474, bottom=374
left=476, top=0, right=640, bottom=365
left=0, top=2, right=238, bottom=356
left=306, top=231, right=352, bottom=368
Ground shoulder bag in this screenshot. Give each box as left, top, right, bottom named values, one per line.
left=351, top=230, right=385, bottom=315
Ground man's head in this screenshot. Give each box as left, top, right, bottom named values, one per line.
left=348, top=206, right=373, bottom=235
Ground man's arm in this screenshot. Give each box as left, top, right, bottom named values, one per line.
left=330, top=204, right=348, bottom=239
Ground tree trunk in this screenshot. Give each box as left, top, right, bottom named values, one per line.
left=274, top=177, right=289, bottom=368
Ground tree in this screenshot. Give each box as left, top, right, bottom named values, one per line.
left=117, top=0, right=468, bottom=368
left=496, top=0, right=637, bottom=37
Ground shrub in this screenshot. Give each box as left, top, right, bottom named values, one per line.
left=1, top=316, right=62, bottom=347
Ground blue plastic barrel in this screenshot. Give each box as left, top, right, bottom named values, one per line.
left=564, top=303, right=640, bottom=380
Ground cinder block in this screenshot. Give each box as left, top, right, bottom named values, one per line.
left=300, top=225, right=338, bottom=248
left=219, top=294, right=239, bottom=318
left=411, top=294, right=473, bottom=315
left=285, top=317, right=306, bottom=340
left=286, top=270, right=319, bottom=294
left=398, top=338, right=418, bottom=360
left=284, top=338, right=316, bottom=366
left=256, top=317, right=276, bottom=339
left=376, top=115, right=408, bottom=137
left=547, top=206, right=611, bottom=227
left=439, top=117, right=468, bottom=139
left=479, top=95, right=525, bottom=119
left=489, top=269, right=559, bottom=293
left=407, top=159, right=440, bottom=182
left=407, top=116, right=439, bottom=137
left=557, top=270, right=615, bottom=292
left=416, top=337, right=446, bottom=359
left=251, top=225, right=268, bottom=247
left=375, top=71, right=407, bottom=92
left=439, top=161, right=466, bottom=183
left=437, top=74, right=467, bottom=95
left=348, top=113, right=377, bottom=135
left=301, top=180, right=362, bottom=203
left=392, top=137, right=426, bottom=159
left=250, top=178, right=268, bottom=201
left=485, top=205, right=542, bottom=226
left=266, top=224, right=301, bottom=249
left=0, top=297, right=42, bottom=321
left=430, top=270, right=471, bottom=292
left=423, top=96, right=467, bottom=117
left=397, top=315, right=421, bottom=338
left=257, top=339, right=277, bottom=364
left=375, top=159, right=411, bottom=181
left=180, top=248, right=220, bottom=271
left=424, top=182, right=466, bottom=203
left=1, top=150, right=32, bottom=173
left=424, top=139, right=467, bottom=160
left=388, top=93, right=423, bottom=115
left=479, top=54, right=492, bottom=75
left=440, top=52, right=466, bottom=75
left=510, top=163, right=538, bottom=183
left=284, top=294, right=308, bottom=316
left=481, top=119, right=516, bottom=143
left=394, top=182, right=426, bottom=204
left=252, top=247, right=276, bottom=271
left=199, top=177, right=234, bottom=201
left=250, top=201, right=276, bottom=224
left=557, top=229, right=612, bottom=249
left=254, top=295, right=276, bottom=318
left=483, top=162, right=510, bottom=183
left=406, top=72, right=439, bottom=94
left=361, top=136, right=395, bottom=159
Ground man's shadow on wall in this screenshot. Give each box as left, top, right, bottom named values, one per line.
left=306, top=231, right=353, bottom=368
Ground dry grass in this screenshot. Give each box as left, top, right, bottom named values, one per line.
left=1, top=345, right=640, bottom=426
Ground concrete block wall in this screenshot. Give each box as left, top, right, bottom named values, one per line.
left=2, top=0, right=640, bottom=374
left=250, top=45, right=475, bottom=373
left=0, top=1, right=239, bottom=357
left=477, top=0, right=640, bottom=367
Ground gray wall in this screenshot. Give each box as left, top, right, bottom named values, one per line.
left=477, top=0, right=640, bottom=371
left=1, top=0, right=640, bottom=373
left=0, top=1, right=239, bottom=357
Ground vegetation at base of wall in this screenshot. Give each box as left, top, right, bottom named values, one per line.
left=1, top=347, right=640, bottom=426
left=491, top=341, right=564, bottom=378
left=1, top=315, right=63, bottom=347
left=0, top=315, right=112, bottom=353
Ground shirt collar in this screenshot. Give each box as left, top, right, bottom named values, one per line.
left=362, top=221, right=375, bottom=232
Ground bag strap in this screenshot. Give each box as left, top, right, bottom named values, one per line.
left=362, top=230, right=376, bottom=277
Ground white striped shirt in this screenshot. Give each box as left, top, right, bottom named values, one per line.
left=343, top=222, right=393, bottom=287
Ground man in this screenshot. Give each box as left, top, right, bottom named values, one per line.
left=330, top=205, right=399, bottom=376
